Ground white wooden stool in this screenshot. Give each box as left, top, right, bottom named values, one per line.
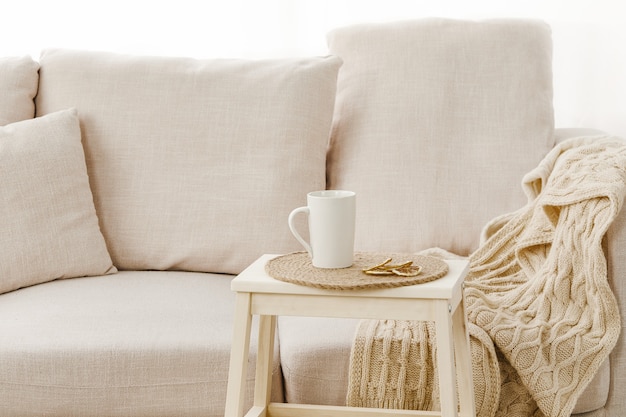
left=225, top=254, right=475, bottom=417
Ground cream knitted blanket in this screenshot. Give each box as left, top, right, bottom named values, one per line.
left=347, top=137, right=626, bottom=417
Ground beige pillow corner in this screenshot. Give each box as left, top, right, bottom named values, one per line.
left=0, top=55, right=40, bottom=126
left=0, top=108, right=116, bottom=294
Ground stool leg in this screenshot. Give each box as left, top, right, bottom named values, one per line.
left=453, top=296, right=476, bottom=417
left=225, top=292, right=253, bottom=417
left=254, top=314, right=277, bottom=408
left=435, top=300, right=459, bottom=417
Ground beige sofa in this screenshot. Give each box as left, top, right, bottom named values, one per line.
left=0, top=18, right=623, bottom=417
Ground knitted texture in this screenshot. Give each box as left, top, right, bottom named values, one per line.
left=347, top=137, right=626, bottom=417
left=347, top=320, right=439, bottom=410
left=347, top=318, right=501, bottom=417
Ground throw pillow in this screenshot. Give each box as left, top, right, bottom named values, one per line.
left=0, top=55, right=39, bottom=125
left=36, top=50, right=342, bottom=274
left=326, top=18, right=555, bottom=256
left=0, top=109, right=117, bottom=294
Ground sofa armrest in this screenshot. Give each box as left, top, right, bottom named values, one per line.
left=553, top=128, right=626, bottom=414
left=600, top=130, right=626, bottom=414
left=605, top=198, right=626, bottom=414
left=554, top=127, right=607, bottom=143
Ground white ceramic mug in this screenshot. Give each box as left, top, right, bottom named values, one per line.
left=288, top=190, right=356, bottom=268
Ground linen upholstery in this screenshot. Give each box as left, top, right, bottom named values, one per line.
left=0, top=109, right=116, bottom=294
left=327, top=18, right=555, bottom=256
left=35, top=49, right=342, bottom=274
left=278, top=317, right=358, bottom=405
left=603, top=180, right=626, bottom=416
left=0, top=271, right=283, bottom=417
left=0, top=55, right=38, bottom=125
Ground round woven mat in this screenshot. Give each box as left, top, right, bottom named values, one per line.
left=265, top=252, right=449, bottom=290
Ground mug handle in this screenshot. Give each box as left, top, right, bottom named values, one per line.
left=288, top=206, right=312, bottom=257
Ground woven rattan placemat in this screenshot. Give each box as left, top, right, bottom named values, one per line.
left=265, top=252, right=449, bottom=290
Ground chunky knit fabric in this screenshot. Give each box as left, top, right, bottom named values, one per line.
left=347, top=137, right=626, bottom=417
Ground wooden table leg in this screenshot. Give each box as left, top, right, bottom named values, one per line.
left=224, top=293, right=253, bottom=417
left=453, top=296, right=476, bottom=417
left=435, top=300, right=459, bottom=417
left=253, top=314, right=277, bottom=408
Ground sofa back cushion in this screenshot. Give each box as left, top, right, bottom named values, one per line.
left=0, top=56, right=39, bottom=125
left=327, top=19, right=555, bottom=255
left=36, top=50, right=341, bottom=274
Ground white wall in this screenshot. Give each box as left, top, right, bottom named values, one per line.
left=3, top=0, right=624, bottom=137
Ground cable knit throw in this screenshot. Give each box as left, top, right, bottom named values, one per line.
left=347, top=137, right=626, bottom=417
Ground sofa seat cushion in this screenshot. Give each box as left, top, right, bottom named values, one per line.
left=36, top=49, right=341, bottom=274
left=278, top=316, right=358, bottom=405
left=0, top=55, right=38, bottom=125
left=0, top=271, right=282, bottom=417
left=277, top=316, right=609, bottom=415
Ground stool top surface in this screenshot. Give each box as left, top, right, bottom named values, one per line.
left=232, top=254, right=469, bottom=300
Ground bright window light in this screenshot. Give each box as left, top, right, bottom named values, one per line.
left=2, top=0, right=625, bottom=137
